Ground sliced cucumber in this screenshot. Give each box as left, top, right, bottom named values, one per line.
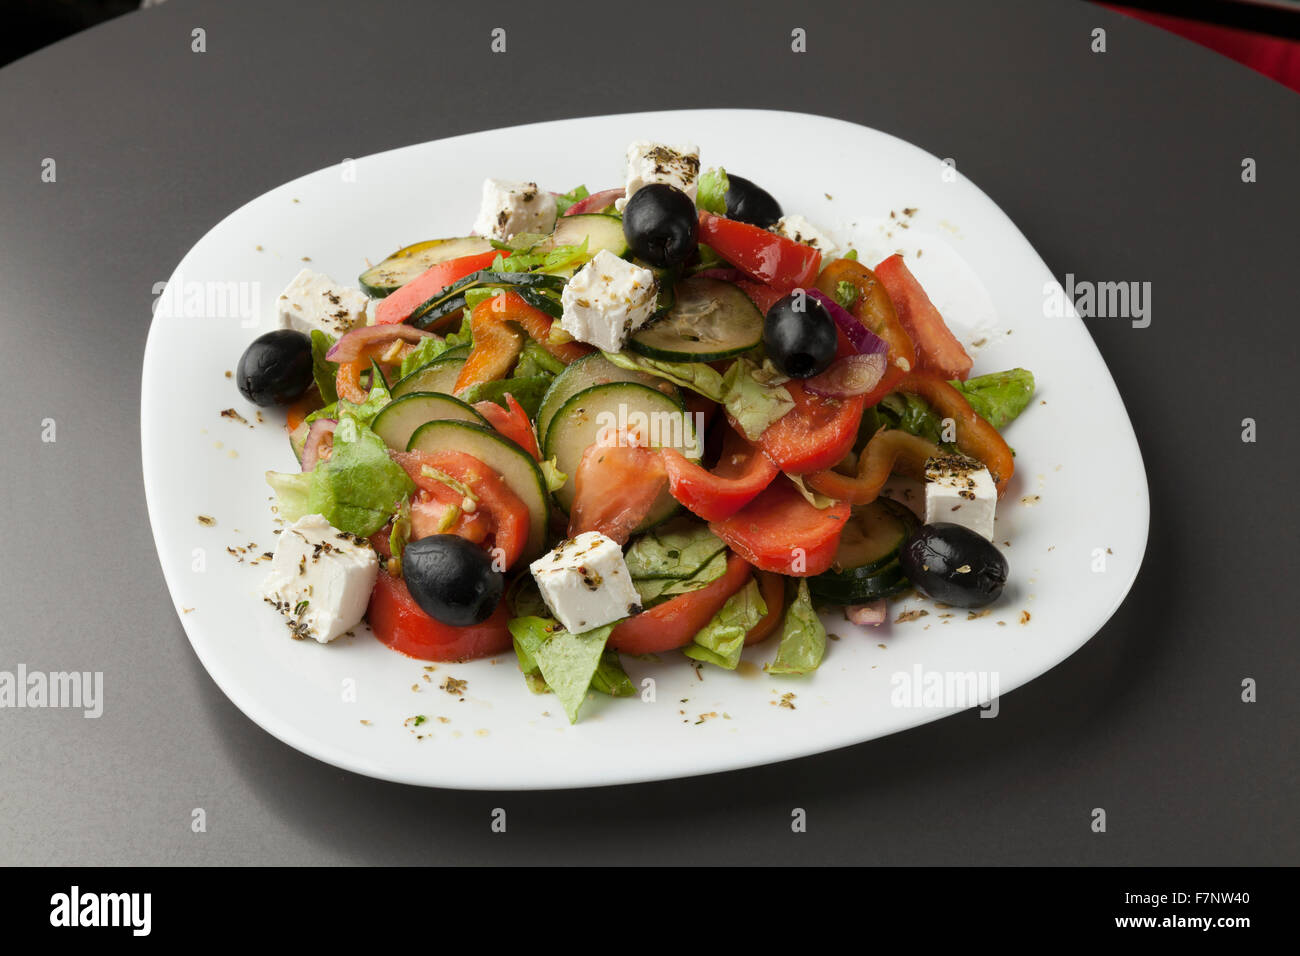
left=543, top=382, right=699, bottom=531
left=390, top=347, right=470, bottom=397
left=535, top=352, right=675, bottom=449
left=540, top=213, right=628, bottom=260
left=371, top=392, right=487, bottom=450
left=628, top=276, right=764, bottom=362
left=289, top=420, right=310, bottom=464
left=358, top=237, right=494, bottom=298
left=406, top=420, right=551, bottom=560
left=809, top=499, right=918, bottom=604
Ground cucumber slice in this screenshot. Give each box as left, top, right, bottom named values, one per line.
left=389, top=348, right=470, bottom=397
left=406, top=420, right=551, bottom=560
left=535, top=352, right=673, bottom=449
left=628, top=276, right=764, bottom=362
left=371, top=392, right=487, bottom=450
left=540, top=213, right=629, bottom=259
left=809, top=499, right=918, bottom=603
left=809, top=558, right=911, bottom=605
left=542, top=382, right=699, bottom=531
left=289, top=420, right=309, bottom=464
left=358, top=237, right=494, bottom=298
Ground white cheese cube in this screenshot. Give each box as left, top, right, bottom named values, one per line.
left=924, top=455, right=997, bottom=541
left=276, top=268, right=369, bottom=337
left=559, top=250, right=658, bottom=352
left=472, top=178, right=558, bottom=241
left=616, top=140, right=700, bottom=211
left=772, top=214, right=837, bottom=258
left=529, top=531, right=642, bottom=634
left=262, top=514, right=379, bottom=643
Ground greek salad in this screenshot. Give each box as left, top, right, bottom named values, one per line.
left=234, top=140, right=1036, bottom=723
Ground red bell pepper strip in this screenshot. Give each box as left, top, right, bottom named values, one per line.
left=805, top=428, right=941, bottom=504
left=662, top=428, right=778, bottom=522
left=474, top=394, right=541, bottom=460
left=454, top=292, right=589, bottom=395
left=374, top=250, right=499, bottom=325
left=874, top=254, right=973, bottom=381
left=697, top=212, right=821, bottom=293
left=814, top=258, right=917, bottom=392
left=895, top=373, right=1015, bottom=495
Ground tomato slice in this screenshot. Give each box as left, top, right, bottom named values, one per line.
left=663, top=428, right=778, bottom=521
left=734, top=278, right=785, bottom=315
left=895, top=373, right=1015, bottom=495
left=367, top=570, right=513, bottom=662
left=608, top=553, right=752, bottom=655
left=698, top=212, right=821, bottom=292
left=393, top=449, right=531, bottom=569
left=709, top=476, right=851, bottom=577
left=568, top=438, right=667, bottom=545
left=750, top=377, right=864, bottom=475
left=874, top=254, right=973, bottom=381
left=374, top=250, right=499, bottom=325
left=744, top=571, right=786, bottom=646
left=474, top=394, right=541, bottom=460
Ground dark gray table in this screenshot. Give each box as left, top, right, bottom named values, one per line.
left=1, top=0, right=1296, bottom=866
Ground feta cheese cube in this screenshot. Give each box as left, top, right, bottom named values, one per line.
left=924, top=455, right=997, bottom=541
left=262, top=514, right=379, bottom=643
left=559, top=250, right=658, bottom=352
left=616, top=140, right=700, bottom=211
left=529, top=531, right=642, bottom=634
left=771, top=214, right=837, bottom=258
left=472, top=178, right=558, bottom=241
left=276, top=268, right=369, bottom=337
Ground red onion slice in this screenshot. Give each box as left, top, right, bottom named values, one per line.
left=300, top=418, right=337, bottom=472
left=563, top=188, right=624, bottom=217
left=806, top=288, right=886, bottom=357
left=804, top=352, right=887, bottom=398
left=845, top=600, right=887, bottom=627
left=326, top=323, right=433, bottom=362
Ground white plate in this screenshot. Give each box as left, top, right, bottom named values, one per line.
left=141, top=109, right=1148, bottom=790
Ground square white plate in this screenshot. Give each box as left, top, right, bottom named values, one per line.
left=141, top=109, right=1148, bottom=789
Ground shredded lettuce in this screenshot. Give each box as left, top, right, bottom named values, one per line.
left=310, top=330, right=339, bottom=404
left=539, top=457, right=568, bottom=493
left=508, top=616, right=618, bottom=723
left=419, top=465, right=476, bottom=503
left=833, top=280, right=859, bottom=311
left=948, top=368, right=1035, bottom=430
left=387, top=497, right=411, bottom=577
left=683, top=578, right=766, bottom=670
left=398, top=334, right=460, bottom=379
left=625, top=519, right=726, bottom=580
left=788, top=474, right=839, bottom=509
left=768, top=580, right=826, bottom=675
left=697, top=167, right=730, bottom=214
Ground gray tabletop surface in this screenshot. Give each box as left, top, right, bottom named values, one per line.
left=1, top=0, right=1296, bottom=866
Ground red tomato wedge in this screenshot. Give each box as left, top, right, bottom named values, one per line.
left=744, top=571, right=786, bottom=646
left=697, top=212, right=822, bottom=293
left=709, top=476, right=850, bottom=577
left=474, top=394, right=541, bottom=460
left=874, top=254, right=973, bottom=381
left=608, top=553, right=752, bottom=655
left=734, top=278, right=785, bottom=315
left=749, top=377, right=864, bottom=475
left=393, top=449, right=531, bottom=570
left=374, top=250, right=499, bottom=325
left=663, top=428, right=778, bottom=521
left=568, top=439, right=667, bottom=545
left=368, top=571, right=513, bottom=662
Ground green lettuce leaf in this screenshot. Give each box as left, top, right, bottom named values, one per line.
left=398, top=334, right=459, bottom=379
left=387, top=497, right=411, bottom=577
left=513, top=340, right=565, bottom=379
left=459, top=376, right=552, bottom=419
left=683, top=578, right=766, bottom=670
left=590, top=650, right=636, bottom=697
left=301, top=417, right=415, bottom=536
left=539, top=457, right=568, bottom=493
left=265, top=470, right=312, bottom=524
left=602, top=350, right=726, bottom=400
left=624, top=518, right=726, bottom=580
left=633, top=549, right=728, bottom=605
left=833, top=280, right=859, bottom=311
left=788, top=474, right=839, bottom=509
left=508, top=616, right=617, bottom=723
left=877, top=391, right=948, bottom=446
left=310, top=330, right=339, bottom=404
left=768, top=580, right=827, bottom=675
left=948, top=368, right=1035, bottom=430
left=554, top=184, right=590, bottom=216
left=697, top=167, right=729, bottom=214
left=720, top=357, right=794, bottom=441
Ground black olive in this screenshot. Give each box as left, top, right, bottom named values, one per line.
left=236, top=329, right=313, bottom=406
left=900, top=523, right=1008, bottom=608
left=622, top=183, right=698, bottom=267
left=763, top=291, right=838, bottom=378
left=724, top=174, right=783, bottom=228
left=402, top=534, right=504, bottom=626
